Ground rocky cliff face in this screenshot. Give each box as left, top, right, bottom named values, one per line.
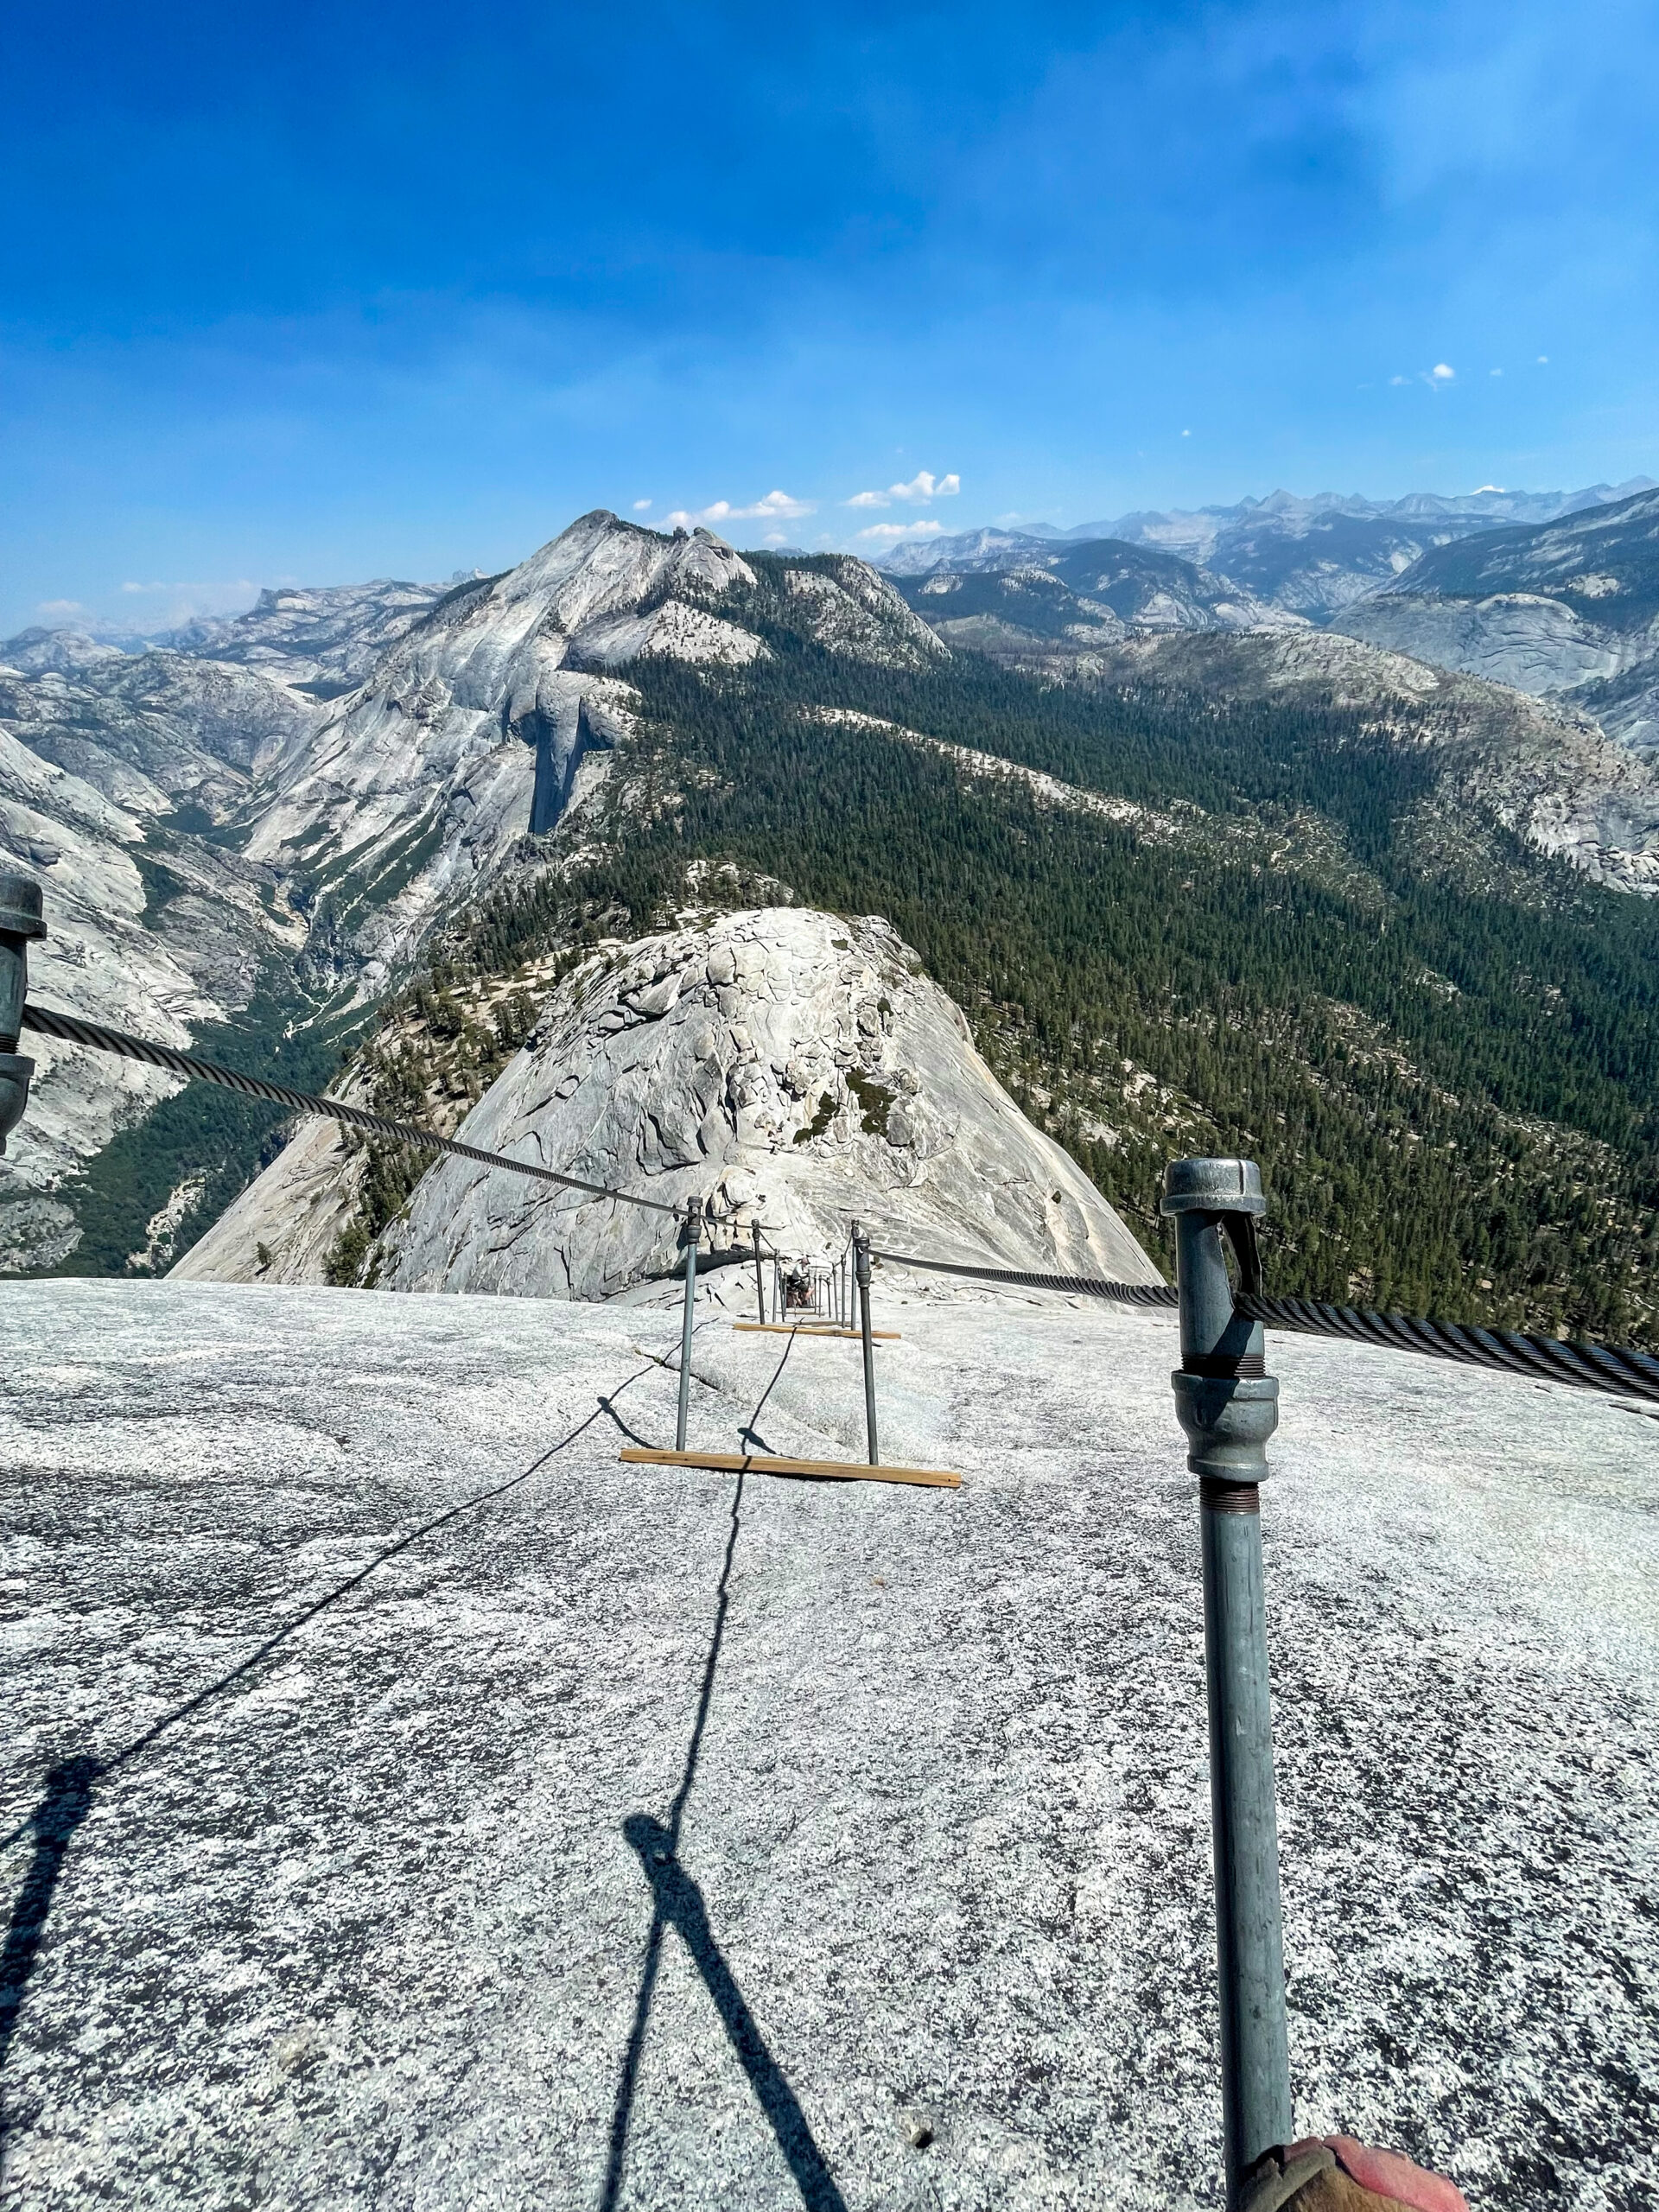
left=0, top=517, right=960, bottom=1255
left=236, top=517, right=944, bottom=1007
left=1328, top=486, right=1659, bottom=747
left=0, top=645, right=310, bottom=1269
left=178, top=907, right=1160, bottom=1298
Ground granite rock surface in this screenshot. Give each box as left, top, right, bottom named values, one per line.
left=1, top=1274, right=1656, bottom=2210
left=180, top=907, right=1158, bottom=1295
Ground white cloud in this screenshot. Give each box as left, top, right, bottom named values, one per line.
left=1181, top=428, right=1192, bottom=437
left=721, top=489, right=815, bottom=520
left=1491, top=367, right=1503, bottom=376
left=1431, top=363, right=1455, bottom=380
left=855, top=519, right=945, bottom=543
left=35, top=598, right=85, bottom=617
left=1537, top=354, right=1549, bottom=364
left=844, top=469, right=960, bottom=509
left=763, top=531, right=790, bottom=546
left=632, top=498, right=652, bottom=511
left=664, top=489, right=815, bottom=531
left=1389, top=374, right=1409, bottom=385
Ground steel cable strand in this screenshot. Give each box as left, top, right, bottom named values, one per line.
left=20, top=1002, right=681, bottom=1217
left=867, top=1246, right=1659, bottom=1406
left=869, top=1247, right=1179, bottom=1306
left=1236, top=1293, right=1659, bottom=1406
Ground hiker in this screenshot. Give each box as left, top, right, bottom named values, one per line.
left=1244, top=2135, right=1468, bottom=2211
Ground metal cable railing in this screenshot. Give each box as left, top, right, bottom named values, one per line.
left=872, top=1243, right=1659, bottom=1406
left=19, top=1003, right=683, bottom=1217
left=1236, top=1290, right=1659, bottom=1403
left=11, top=851, right=1656, bottom=2197
left=872, top=1245, right=1179, bottom=1308
left=22, top=997, right=1657, bottom=1404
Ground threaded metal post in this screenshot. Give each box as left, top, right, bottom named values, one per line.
left=854, top=1220, right=879, bottom=1465
left=1161, top=1158, right=1291, bottom=2207
left=677, top=1198, right=702, bottom=1452
left=0, top=874, right=45, bottom=1157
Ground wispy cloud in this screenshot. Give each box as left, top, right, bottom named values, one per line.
left=632, top=497, right=652, bottom=510
left=855, top=518, right=945, bottom=543
left=35, top=598, right=86, bottom=617
left=663, top=489, right=815, bottom=529
left=844, top=470, right=961, bottom=509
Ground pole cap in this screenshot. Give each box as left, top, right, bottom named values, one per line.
left=1160, top=1156, right=1266, bottom=1219
left=0, top=874, right=46, bottom=941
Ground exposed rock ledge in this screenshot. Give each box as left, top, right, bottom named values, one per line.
left=177, top=908, right=1159, bottom=1298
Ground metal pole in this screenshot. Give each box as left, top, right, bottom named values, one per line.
left=1161, top=1158, right=1290, bottom=2208
left=676, top=1197, right=702, bottom=1452
left=752, top=1221, right=766, bottom=1325
left=853, top=1220, right=879, bottom=1465
left=0, top=874, right=45, bottom=1155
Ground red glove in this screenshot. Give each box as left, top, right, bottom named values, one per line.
left=1243, top=2135, right=1469, bottom=2212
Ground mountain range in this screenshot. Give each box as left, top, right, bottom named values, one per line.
left=887, top=479, right=1657, bottom=621
left=5, top=495, right=1659, bottom=1342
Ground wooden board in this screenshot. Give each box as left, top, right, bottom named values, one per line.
left=731, top=1322, right=902, bottom=1341
left=619, top=1446, right=959, bottom=1490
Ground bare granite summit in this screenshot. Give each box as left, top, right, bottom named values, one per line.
left=180, top=907, right=1159, bottom=1299
left=2, top=1274, right=1656, bottom=2209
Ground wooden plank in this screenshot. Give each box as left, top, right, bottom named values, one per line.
left=619, top=1446, right=960, bottom=1490
left=731, top=1322, right=902, bottom=1341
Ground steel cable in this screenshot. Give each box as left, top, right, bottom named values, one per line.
left=27, top=1003, right=1659, bottom=1407
left=1236, top=1292, right=1659, bottom=1405
left=20, top=1001, right=682, bottom=1217
left=871, top=1246, right=1179, bottom=1308
left=873, top=1245, right=1659, bottom=1407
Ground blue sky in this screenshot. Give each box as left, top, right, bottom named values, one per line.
left=3, top=0, right=1656, bottom=632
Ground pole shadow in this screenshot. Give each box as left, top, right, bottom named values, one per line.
left=620, top=1816, right=846, bottom=2212
left=600, top=1459, right=846, bottom=2212
left=0, top=1756, right=102, bottom=2145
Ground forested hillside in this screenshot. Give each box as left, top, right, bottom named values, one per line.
left=388, top=557, right=1659, bottom=1340
left=31, top=533, right=1659, bottom=1344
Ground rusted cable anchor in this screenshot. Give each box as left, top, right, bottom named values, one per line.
left=0, top=874, right=46, bottom=1155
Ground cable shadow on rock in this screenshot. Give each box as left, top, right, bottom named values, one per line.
left=737, top=1327, right=798, bottom=1463
left=0, top=1364, right=658, bottom=2113
left=0, top=1756, right=101, bottom=2144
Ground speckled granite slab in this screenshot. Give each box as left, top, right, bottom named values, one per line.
left=2, top=1274, right=1656, bottom=2209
